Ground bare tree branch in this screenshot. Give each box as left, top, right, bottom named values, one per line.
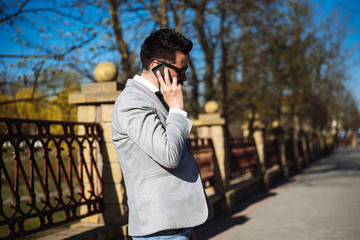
left=67, top=62, right=96, bottom=82
left=169, top=0, right=185, bottom=32
left=186, top=0, right=216, bottom=101
left=139, top=0, right=169, bottom=28
left=139, top=0, right=161, bottom=25
left=0, top=0, right=30, bottom=24
left=107, top=0, right=134, bottom=79
left=1, top=5, right=90, bottom=24
left=159, top=0, right=169, bottom=28
left=0, top=32, right=96, bottom=60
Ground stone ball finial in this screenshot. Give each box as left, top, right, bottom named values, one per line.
left=204, top=101, right=219, bottom=113
left=272, top=120, right=280, bottom=128
left=94, top=62, right=118, bottom=82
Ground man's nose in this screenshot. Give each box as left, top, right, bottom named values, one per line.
left=182, top=74, right=187, bottom=82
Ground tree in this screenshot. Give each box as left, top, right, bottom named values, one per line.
left=0, top=0, right=102, bottom=113
left=186, top=0, right=217, bottom=103
left=1, top=0, right=359, bottom=136
left=0, top=67, right=80, bottom=121
left=107, top=0, right=137, bottom=79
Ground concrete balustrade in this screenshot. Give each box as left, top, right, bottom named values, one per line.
left=68, top=62, right=129, bottom=239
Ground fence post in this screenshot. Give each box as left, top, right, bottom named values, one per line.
left=193, top=101, right=230, bottom=210
left=69, top=62, right=129, bottom=237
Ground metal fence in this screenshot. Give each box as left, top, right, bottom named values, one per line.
left=229, top=137, right=258, bottom=179
left=189, top=138, right=215, bottom=188
left=0, top=118, right=104, bottom=239
left=264, top=139, right=280, bottom=169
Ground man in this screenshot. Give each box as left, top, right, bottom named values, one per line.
left=111, top=29, right=213, bottom=239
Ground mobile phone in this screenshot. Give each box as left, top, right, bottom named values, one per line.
left=152, top=64, right=172, bottom=83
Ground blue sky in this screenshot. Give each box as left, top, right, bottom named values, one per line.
left=1, top=0, right=359, bottom=107
left=313, top=0, right=360, bottom=106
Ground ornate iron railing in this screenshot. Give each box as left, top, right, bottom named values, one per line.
left=189, top=138, right=215, bottom=188
left=264, top=139, right=280, bottom=169
left=229, top=137, right=258, bottom=179
left=0, top=118, right=104, bottom=239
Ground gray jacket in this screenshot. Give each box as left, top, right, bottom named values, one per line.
left=111, top=79, right=212, bottom=237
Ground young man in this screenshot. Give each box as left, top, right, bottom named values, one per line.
left=112, top=29, right=213, bottom=239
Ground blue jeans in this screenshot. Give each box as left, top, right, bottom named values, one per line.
left=132, top=228, right=191, bottom=240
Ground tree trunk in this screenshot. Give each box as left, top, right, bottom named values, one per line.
left=107, top=0, right=133, bottom=80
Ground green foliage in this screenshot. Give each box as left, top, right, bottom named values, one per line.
left=0, top=68, right=79, bottom=123
left=212, top=0, right=359, bottom=134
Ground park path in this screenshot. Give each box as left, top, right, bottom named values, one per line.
left=194, top=145, right=360, bottom=240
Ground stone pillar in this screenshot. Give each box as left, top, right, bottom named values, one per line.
left=326, top=133, right=334, bottom=152
left=292, top=116, right=301, bottom=170
left=271, top=121, right=288, bottom=178
left=316, top=131, right=323, bottom=158
left=252, top=118, right=269, bottom=189
left=321, top=133, right=329, bottom=155
left=288, top=127, right=299, bottom=170
left=75, top=105, right=100, bottom=223
left=303, top=122, right=314, bottom=163
left=241, top=122, right=250, bottom=138
left=69, top=62, right=128, bottom=234
left=308, top=131, right=316, bottom=161
left=352, top=135, right=357, bottom=147
left=194, top=101, right=228, bottom=193
left=299, top=130, right=310, bottom=166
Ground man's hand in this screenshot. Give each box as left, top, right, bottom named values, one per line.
left=157, top=68, right=184, bottom=110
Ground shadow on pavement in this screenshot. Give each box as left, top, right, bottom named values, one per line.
left=194, top=215, right=249, bottom=240
left=194, top=191, right=277, bottom=240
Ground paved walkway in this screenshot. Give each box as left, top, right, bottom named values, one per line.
left=194, top=146, right=360, bottom=240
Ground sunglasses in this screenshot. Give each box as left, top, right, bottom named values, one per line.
left=157, top=60, right=188, bottom=77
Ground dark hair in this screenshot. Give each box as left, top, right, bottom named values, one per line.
left=140, top=29, right=193, bottom=70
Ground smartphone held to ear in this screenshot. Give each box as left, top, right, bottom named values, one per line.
left=152, top=64, right=172, bottom=83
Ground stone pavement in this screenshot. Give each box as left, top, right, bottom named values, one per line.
left=194, top=146, right=360, bottom=240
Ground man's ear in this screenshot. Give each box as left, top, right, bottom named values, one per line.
left=150, top=60, right=160, bottom=70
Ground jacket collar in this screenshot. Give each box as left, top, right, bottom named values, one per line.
left=125, top=78, right=169, bottom=116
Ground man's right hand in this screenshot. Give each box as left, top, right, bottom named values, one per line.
left=157, top=68, right=184, bottom=110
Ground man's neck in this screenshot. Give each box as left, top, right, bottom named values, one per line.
left=140, top=71, right=160, bottom=89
